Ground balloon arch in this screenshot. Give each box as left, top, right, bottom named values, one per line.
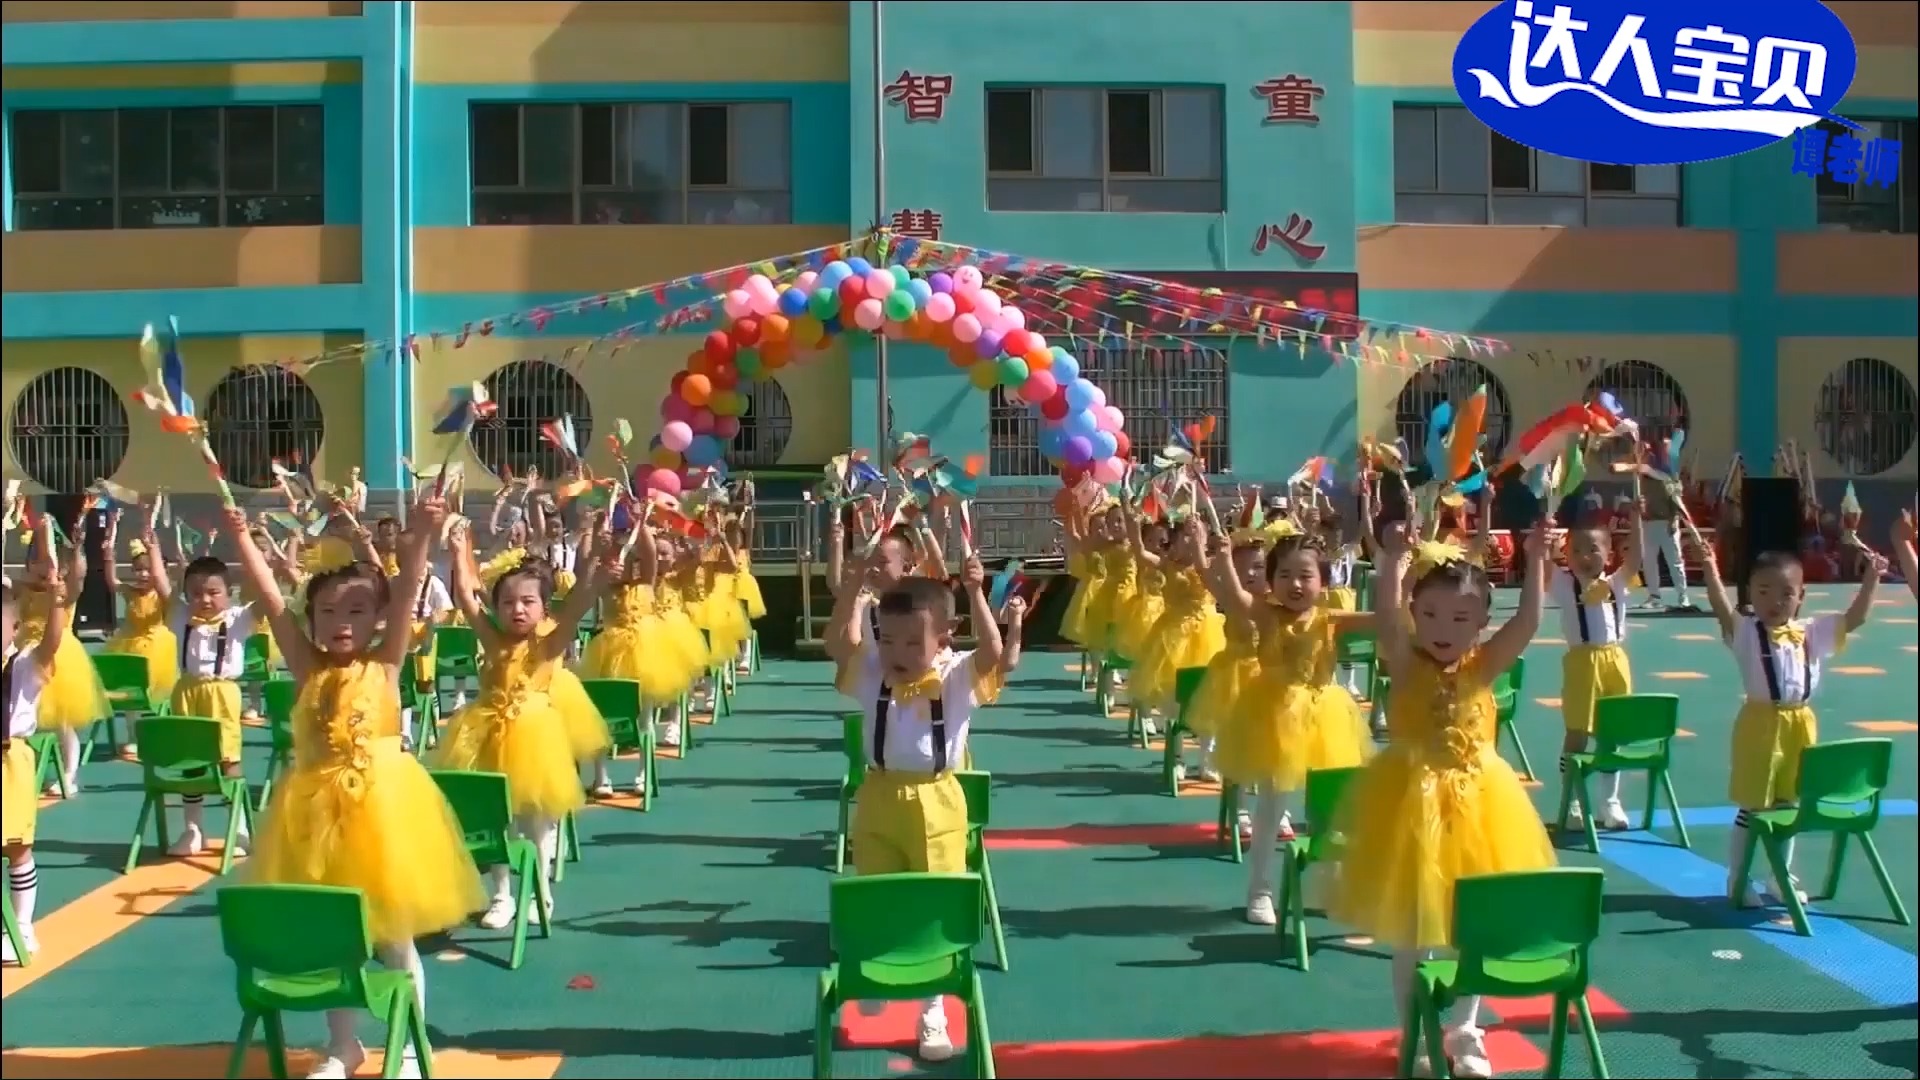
left=643, top=257, right=1128, bottom=494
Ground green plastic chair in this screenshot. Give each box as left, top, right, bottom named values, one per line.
left=124, top=716, right=253, bottom=875
left=1733, top=737, right=1911, bottom=938
left=428, top=769, right=552, bottom=969
left=579, top=678, right=658, bottom=808
left=404, top=652, right=440, bottom=757
left=1275, top=765, right=1362, bottom=969
left=955, top=770, right=1007, bottom=971
left=1334, top=629, right=1378, bottom=707
left=216, top=884, right=434, bottom=1079
left=94, top=651, right=160, bottom=757
left=1397, top=867, right=1611, bottom=1079
left=697, top=630, right=734, bottom=721
left=432, top=625, right=480, bottom=690
left=1491, top=656, right=1536, bottom=780
left=28, top=730, right=66, bottom=799
left=1352, top=561, right=1375, bottom=611
left=1161, top=666, right=1211, bottom=797
left=258, top=679, right=299, bottom=811
left=1, top=870, right=28, bottom=968
left=238, top=633, right=276, bottom=719
left=834, top=710, right=864, bottom=874
left=1554, top=694, right=1690, bottom=853
left=813, top=873, right=995, bottom=1079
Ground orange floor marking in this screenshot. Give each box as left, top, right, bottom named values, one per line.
left=1654, top=671, right=1708, bottom=680
left=1671, top=632, right=1717, bottom=642
left=1536, top=637, right=1567, bottom=646
left=1904, top=644, right=1918, bottom=654
left=0, top=1046, right=563, bottom=1079
left=1178, top=777, right=1225, bottom=798
left=1535, top=696, right=1563, bottom=708
left=1829, top=666, right=1886, bottom=676
left=1851, top=720, right=1919, bottom=733
left=1886, top=617, right=1916, bottom=625
left=653, top=744, right=684, bottom=760
left=587, top=791, right=647, bottom=811
left=1676, top=728, right=1696, bottom=738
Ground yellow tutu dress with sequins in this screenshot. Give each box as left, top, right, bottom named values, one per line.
left=1185, top=618, right=1259, bottom=741
left=1132, top=568, right=1227, bottom=711
left=539, top=620, right=610, bottom=762
left=1111, top=564, right=1166, bottom=663
left=699, top=554, right=751, bottom=662
left=103, top=588, right=180, bottom=699
left=19, top=585, right=111, bottom=731
left=246, top=658, right=484, bottom=944
left=1328, top=645, right=1555, bottom=950
left=735, top=551, right=767, bottom=621
left=1081, top=545, right=1135, bottom=651
left=1059, top=550, right=1104, bottom=646
left=656, top=579, right=710, bottom=679
left=431, top=626, right=587, bottom=820
left=1214, top=607, right=1370, bottom=792
left=581, top=583, right=704, bottom=705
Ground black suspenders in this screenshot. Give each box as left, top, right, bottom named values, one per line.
left=2, top=654, right=14, bottom=720
left=1755, top=619, right=1812, bottom=704
left=180, top=620, right=234, bottom=678
left=1573, top=577, right=1624, bottom=645
left=872, top=683, right=948, bottom=774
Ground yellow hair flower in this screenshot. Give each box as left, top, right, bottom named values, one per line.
left=300, top=536, right=356, bottom=576
left=478, top=546, right=528, bottom=588
left=127, top=539, right=148, bottom=558
left=1264, top=519, right=1302, bottom=540
left=382, top=553, right=400, bottom=578
left=1412, top=540, right=1469, bottom=578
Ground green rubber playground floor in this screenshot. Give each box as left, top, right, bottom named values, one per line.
left=2, top=587, right=1915, bottom=1078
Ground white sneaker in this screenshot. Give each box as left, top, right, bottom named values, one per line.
left=393, top=1051, right=422, bottom=1079
left=478, top=896, right=516, bottom=930
left=1141, top=718, right=1158, bottom=739
left=43, top=779, right=78, bottom=798
left=1236, top=809, right=1254, bottom=838
left=1245, top=893, right=1278, bottom=926
left=169, top=826, right=206, bottom=857
left=2, top=929, right=38, bottom=965
left=528, top=895, right=553, bottom=927
left=660, top=720, right=682, bottom=748
left=1600, top=797, right=1631, bottom=831
left=590, top=779, right=614, bottom=798
left=1277, top=812, right=1297, bottom=841
left=1173, top=763, right=1187, bottom=784
left=305, top=1043, right=366, bottom=1079
left=1443, top=1024, right=1495, bottom=1079
left=917, top=1013, right=956, bottom=1062
left=1565, top=800, right=1584, bottom=828
left=632, top=776, right=648, bottom=797
left=1202, top=767, right=1222, bottom=783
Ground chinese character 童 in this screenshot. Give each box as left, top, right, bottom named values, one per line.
left=1827, top=130, right=1865, bottom=184
left=1857, top=138, right=1902, bottom=189
left=1667, top=24, right=1751, bottom=106
left=1789, top=126, right=1830, bottom=179
left=1589, top=13, right=1661, bottom=97
left=1517, top=1, right=1591, bottom=79
left=1752, top=37, right=1828, bottom=109
left=889, top=209, right=943, bottom=240
left=884, top=70, right=954, bottom=122
left=1253, top=74, right=1325, bottom=124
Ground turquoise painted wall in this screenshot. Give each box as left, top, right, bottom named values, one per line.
left=846, top=0, right=1360, bottom=481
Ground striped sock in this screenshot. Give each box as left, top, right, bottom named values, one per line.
left=9, top=857, right=38, bottom=930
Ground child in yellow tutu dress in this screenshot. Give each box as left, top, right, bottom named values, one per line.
left=1132, top=518, right=1226, bottom=715
left=476, top=535, right=611, bottom=775
left=700, top=522, right=752, bottom=668
left=1058, top=502, right=1107, bottom=648
left=434, top=523, right=611, bottom=931
left=225, top=498, right=483, bottom=1080
left=1189, top=527, right=1274, bottom=784
left=1328, top=522, right=1555, bottom=1080
left=100, top=510, right=180, bottom=709
left=723, top=516, right=766, bottom=673
left=19, top=514, right=111, bottom=797
left=1079, top=504, right=1135, bottom=700
left=3, top=573, right=72, bottom=964
left=1203, top=523, right=1374, bottom=924
left=581, top=523, right=705, bottom=767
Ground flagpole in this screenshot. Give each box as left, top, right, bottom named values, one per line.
left=871, top=0, right=890, bottom=450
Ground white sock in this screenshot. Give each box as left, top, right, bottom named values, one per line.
left=1452, top=992, right=1484, bottom=1028
left=401, top=707, right=416, bottom=746
left=323, top=1008, right=359, bottom=1055
left=920, top=996, right=946, bottom=1029
left=58, top=728, right=81, bottom=785
left=1607, top=772, right=1624, bottom=801
left=376, top=939, right=428, bottom=1022
left=1395, top=949, right=1482, bottom=1030
left=9, top=856, right=38, bottom=932
left=1779, top=836, right=1799, bottom=891
left=183, top=796, right=206, bottom=833
left=592, top=756, right=611, bottom=787
left=486, top=865, right=511, bottom=903
left=516, top=815, right=559, bottom=898
left=1246, top=788, right=1285, bottom=897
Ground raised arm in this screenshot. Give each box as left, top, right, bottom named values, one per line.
left=825, top=550, right=870, bottom=664
left=1125, top=512, right=1161, bottom=570
left=1618, top=465, right=1646, bottom=585
left=444, top=520, right=505, bottom=654
left=222, top=505, right=318, bottom=682
left=1373, top=521, right=1414, bottom=674
left=1683, top=518, right=1738, bottom=641
left=1892, top=513, right=1918, bottom=600
left=377, top=497, right=441, bottom=666
left=1479, top=523, right=1550, bottom=677
left=962, top=555, right=1006, bottom=678
left=999, top=594, right=1027, bottom=673
left=102, top=510, right=123, bottom=593
left=541, top=529, right=613, bottom=658
left=29, top=574, right=70, bottom=671
left=143, top=523, right=173, bottom=604
left=1842, top=548, right=1885, bottom=635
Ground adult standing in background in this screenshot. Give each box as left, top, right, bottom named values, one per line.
left=1638, top=477, right=1695, bottom=611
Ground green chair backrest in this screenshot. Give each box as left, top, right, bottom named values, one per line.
left=93, top=652, right=153, bottom=694
left=135, top=716, right=225, bottom=773
left=955, top=770, right=990, bottom=830
left=580, top=678, right=643, bottom=725
left=1353, top=562, right=1375, bottom=609
left=1492, top=655, right=1527, bottom=697
left=428, top=769, right=515, bottom=865
left=829, top=873, right=984, bottom=970
left=841, top=711, right=864, bottom=787
left=1334, top=631, right=1377, bottom=664
left=243, top=633, right=272, bottom=669
left=264, top=679, right=299, bottom=726
left=1451, top=868, right=1604, bottom=983
left=1792, top=738, right=1894, bottom=831
left=1303, top=765, right=1362, bottom=835
left=1173, top=667, right=1209, bottom=710
left=217, top=883, right=374, bottom=980
left=435, top=625, right=480, bottom=661
left=1593, top=693, right=1679, bottom=750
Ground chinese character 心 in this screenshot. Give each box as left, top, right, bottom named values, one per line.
left=889, top=209, right=944, bottom=240
left=884, top=71, right=954, bottom=122
left=1252, top=214, right=1326, bottom=262
left=1253, top=74, right=1325, bottom=124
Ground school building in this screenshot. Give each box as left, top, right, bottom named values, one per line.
left=2, top=2, right=1915, bottom=512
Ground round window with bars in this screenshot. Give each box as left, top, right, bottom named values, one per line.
left=470, top=359, right=594, bottom=481
left=1815, top=357, right=1917, bottom=476
left=205, top=365, right=326, bottom=490
left=1392, top=358, right=1513, bottom=466
left=986, top=343, right=1231, bottom=477
left=1582, top=360, right=1691, bottom=471
left=7, top=366, right=133, bottom=492
left=726, top=377, right=795, bottom=469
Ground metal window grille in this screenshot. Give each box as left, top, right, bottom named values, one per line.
left=726, top=377, right=794, bottom=469
left=471, top=359, right=595, bottom=480
left=1393, top=358, right=1513, bottom=464
left=6, top=367, right=133, bottom=492
left=1583, top=360, right=1691, bottom=471
left=1814, top=357, right=1918, bottom=476
left=987, top=343, right=1230, bottom=477
left=204, top=365, right=327, bottom=490
left=1814, top=119, right=1918, bottom=235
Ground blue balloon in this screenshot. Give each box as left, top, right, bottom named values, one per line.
left=845, top=256, right=873, bottom=277
left=821, top=315, right=843, bottom=335
left=1064, top=409, right=1099, bottom=439
left=777, top=287, right=810, bottom=317
left=1051, top=349, right=1080, bottom=382
left=1038, top=427, right=1068, bottom=460
left=1065, top=380, right=1099, bottom=412
left=821, top=260, right=853, bottom=286
left=1090, top=430, right=1118, bottom=460
left=685, top=434, right=723, bottom=467
left=906, top=279, right=933, bottom=307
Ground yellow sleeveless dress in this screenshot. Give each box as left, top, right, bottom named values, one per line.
left=1213, top=608, right=1369, bottom=791
left=698, top=553, right=751, bottom=662
left=1059, top=550, right=1105, bottom=646
left=19, top=586, right=111, bottom=731
left=1081, top=545, right=1135, bottom=650
left=103, top=589, right=180, bottom=699
left=735, top=551, right=768, bottom=621
left=1111, top=565, right=1166, bottom=662
left=582, top=583, right=703, bottom=705
left=1186, top=618, right=1259, bottom=740
left=1131, top=568, right=1227, bottom=711
left=432, top=627, right=587, bottom=820
left=1329, top=645, right=1556, bottom=950
left=246, top=658, right=484, bottom=945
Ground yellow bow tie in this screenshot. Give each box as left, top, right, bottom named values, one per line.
left=189, top=613, right=227, bottom=628
left=1579, top=579, right=1613, bottom=605
left=1769, top=624, right=1806, bottom=647
left=891, top=670, right=944, bottom=706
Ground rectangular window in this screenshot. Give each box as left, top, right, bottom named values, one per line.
left=987, top=344, right=1231, bottom=477
left=1814, top=118, right=1918, bottom=235
left=468, top=101, right=793, bottom=226
left=9, top=105, right=325, bottom=231
left=1391, top=105, right=1681, bottom=227
left=984, top=87, right=1223, bottom=213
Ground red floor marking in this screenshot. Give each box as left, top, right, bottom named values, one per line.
left=987, top=822, right=1217, bottom=850
left=1489, top=987, right=1630, bottom=1028
left=995, top=1027, right=1547, bottom=1078
left=835, top=996, right=970, bottom=1051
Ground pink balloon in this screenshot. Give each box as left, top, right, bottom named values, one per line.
left=995, top=306, right=1026, bottom=332
left=722, top=290, right=752, bottom=319
left=644, top=468, right=682, bottom=496
left=748, top=287, right=779, bottom=317
left=1019, top=369, right=1059, bottom=404
left=863, top=271, right=895, bottom=300
left=951, top=313, right=983, bottom=343
left=661, top=395, right=692, bottom=423
left=972, top=290, right=1003, bottom=323
left=793, top=270, right=820, bottom=292
left=951, top=265, right=984, bottom=296
left=744, top=273, right=776, bottom=296
left=713, top=415, right=741, bottom=439
left=689, top=407, right=716, bottom=434
left=924, top=292, right=957, bottom=322
left=1090, top=456, right=1125, bottom=485
left=1099, top=405, right=1124, bottom=433
left=853, top=297, right=886, bottom=330
left=661, top=420, right=694, bottom=451
left=1025, top=332, right=1048, bottom=355
left=882, top=319, right=908, bottom=340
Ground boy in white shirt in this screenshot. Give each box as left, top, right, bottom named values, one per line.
left=3, top=578, right=71, bottom=963
left=163, top=555, right=257, bottom=857
left=1551, top=492, right=1646, bottom=832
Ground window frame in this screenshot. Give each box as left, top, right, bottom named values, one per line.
left=985, top=342, right=1232, bottom=477
left=983, top=86, right=1225, bottom=214
left=1813, top=118, right=1918, bottom=235
left=9, top=105, right=325, bottom=231
left=466, top=101, right=795, bottom=226
left=1391, top=104, right=1683, bottom=228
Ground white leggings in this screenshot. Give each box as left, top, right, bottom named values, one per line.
left=1394, top=948, right=1483, bottom=1030
left=326, top=940, right=426, bottom=1053
left=485, top=815, right=559, bottom=902
left=1245, top=786, right=1302, bottom=898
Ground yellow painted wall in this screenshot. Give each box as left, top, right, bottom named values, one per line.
left=413, top=1, right=848, bottom=85
left=0, top=61, right=359, bottom=90
left=0, top=2, right=361, bottom=22
left=1355, top=334, right=1739, bottom=476
left=1777, top=336, right=1919, bottom=479
left=0, top=335, right=364, bottom=495
left=3, top=227, right=361, bottom=294
left=409, top=334, right=850, bottom=491
left=413, top=226, right=844, bottom=296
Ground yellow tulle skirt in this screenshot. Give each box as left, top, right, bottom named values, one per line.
left=549, top=667, right=612, bottom=762
left=1214, top=679, right=1370, bottom=792
left=1321, top=586, right=1357, bottom=612
left=1185, top=642, right=1259, bottom=739
left=432, top=694, right=586, bottom=820
left=581, top=617, right=704, bottom=705
left=736, top=571, right=767, bottom=620
left=34, top=632, right=112, bottom=731
left=701, top=586, right=751, bottom=663
left=102, top=622, right=181, bottom=700
left=1111, top=590, right=1165, bottom=662
left=247, top=737, right=484, bottom=945
left=1328, top=742, right=1556, bottom=950
left=1082, top=574, right=1135, bottom=651
left=1060, top=570, right=1104, bottom=646
left=1132, top=612, right=1227, bottom=711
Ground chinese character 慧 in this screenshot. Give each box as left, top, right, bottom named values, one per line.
left=889, top=209, right=944, bottom=240
left=884, top=71, right=954, bottom=122
left=1253, top=74, right=1325, bottom=124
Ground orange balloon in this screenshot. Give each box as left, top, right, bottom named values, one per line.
left=760, top=313, right=791, bottom=344
left=1025, top=346, right=1051, bottom=369
left=905, top=312, right=931, bottom=341
left=686, top=349, right=712, bottom=376
left=946, top=343, right=976, bottom=368
left=761, top=339, right=793, bottom=368
left=681, top=372, right=713, bottom=406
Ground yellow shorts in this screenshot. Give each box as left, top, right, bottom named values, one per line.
left=851, top=770, right=968, bottom=875
left=1730, top=701, right=1817, bottom=810
left=2, top=739, right=39, bottom=846
left=1561, top=643, right=1632, bottom=735
left=171, top=676, right=246, bottom=765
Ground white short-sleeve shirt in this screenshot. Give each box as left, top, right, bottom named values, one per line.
left=412, top=574, right=454, bottom=622
left=1551, top=568, right=1634, bottom=647
left=545, top=540, right=577, bottom=575
left=846, top=647, right=978, bottom=773
left=1730, top=614, right=1844, bottom=705
left=4, top=648, right=48, bottom=739
left=172, top=606, right=257, bottom=680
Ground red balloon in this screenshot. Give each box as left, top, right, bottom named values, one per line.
left=703, top=331, right=735, bottom=365
left=1040, top=389, right=1071, bottom=421
left=709, top=363, right=739, bottom=391
left=1061, top=464, right=1087, bottom=486
left=838, top=277, right=867, bottom=311
left=1001, top=328, right=1034, bottom=359
left=950, top=290, right=976, bottom=316
left=732, top=317, right=763, bottom=347
left=1113, top=431, right=1131, bottom=458
left=670, top=370, right=689, bottom=392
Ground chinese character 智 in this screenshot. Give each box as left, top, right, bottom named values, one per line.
left=884, top=71, right=954, bottom=122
